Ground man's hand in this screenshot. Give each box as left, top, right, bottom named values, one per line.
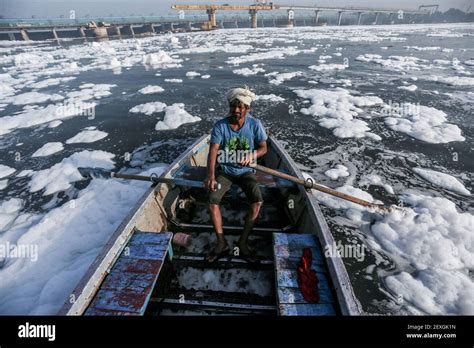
left=239, top=153, right=254, bottom=167
left=204, top=176, right=218, bottom=191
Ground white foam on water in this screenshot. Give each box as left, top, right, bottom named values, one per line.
left=0, top=180, right=7, bottom=190
left=129, top=101, right=167, bottom=116
left=155, top=103, right=201, bottom=130
left=0, top=165, right=167, bottom=314
left=265, top=71, right=303, bottom=85
left=164, top=78, right=183, bottom=83
left=324, top=164, right=350, bottom=180
left=309, top=63, right=348, bottom=71
left=5, top=92, right=64, bottom=106
left=0, top=165, right=16, bottom=179
left=397, top=84, right=417, bottom=91
left=29, top=150, right=115, bottom=196
left=255, top=94, right=285, bottom=102
left=383, top=104, right=465, bottom=143
left=0, top=198, right=23, bottom=230
left=371, top=194, right=474, bottom=314
left=185, top=71, right=201, bottom=78
left=232, top=67, right=265, bottom=76
left=201, top=75, right=211, bottom=79
left=295, top=88, right=383, bottom=140
left=412, top=167, right=470, bottom=196
left=424, top=75, right=474, bottom=86
left=359, top=174, right=394, bottom=194
left=138, top=85, right=164, bottom=94
left=31, top=142, right=64, bottom=157
left=66, top=130, right=108, bottom=144
left=28, top=77, right=76, bottom=90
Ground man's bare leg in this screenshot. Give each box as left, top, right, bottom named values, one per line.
left=237, top=202, right=262, bottom=259
left=207, top=203, right=229, bottom=261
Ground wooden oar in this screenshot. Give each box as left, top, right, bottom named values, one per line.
left=78, top=167, right=221, bottom=190
left=250, top=163, right=395, bottom=213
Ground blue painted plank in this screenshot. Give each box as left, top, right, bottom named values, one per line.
left=276, top=269, right=330, bottom=290
left=128, top=232, right=173, bottom=247
left=274, top=245, right=324, bottom=264
left=279, top=303, right=336, bottom=316
left=278, top=286, right=334, bottom=304
left=113, top=257, right=163, bottom=274
left=273, top=233, right=318, bottom=248
left=100, top=269, right=160, bottom=293
left=275, top=257, right=327, bottom=274
left=86, top=231, right=173, bottom=316
left=122, top=244, right=167, bottom=260
left=87, top=288, right=145, bottom=314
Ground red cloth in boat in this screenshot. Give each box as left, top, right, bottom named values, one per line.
left=297, top=247, right=320, bottom=303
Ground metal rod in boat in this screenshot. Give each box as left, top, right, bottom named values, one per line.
left=79, top=167, right=220, bottom=190
left=250, top=163, right=394, bottom=213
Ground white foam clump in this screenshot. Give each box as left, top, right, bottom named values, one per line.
left=372, top=194, right=474, bottom=314
left=266, top=71, right=302, bottom=85
left=0, top=165, right=167, bottom=314
left=155, top=103, right=201, bottom=131
left=404, top=46, right=441, bottom=51
left=464, top=60, right=474, bottom=66
left=425, top=76, right=474, bottom=87
left=0, top=198, right=23, bottom=230
left=186, top=71, right=201, bottom=78
left=356, top=54, right=427, bottom=71
left=66, top=130, right=108, bottom=144
left=324, top=164, right=350, bottom=180
left=413, top=167, right=470, bottom=196
left=309, top=63, right=348, bottom=72
left=129, top=102, right=167, bottom=116
left=5, top=92, right=64, bottom=106
left=397, top=85, right=417, bottom=91
left=142, top=50, right=181, bottom=68
left=294, top=88, right=383, bottom=140
left=48, top=120, right=63, bottom=128
left=29, top=150, right=115, bottom=195
left=0, top=165, right=16, bottom=179
left=227, top=47, right=299, bottom=65
left=384, top=104, right=465, bottom=143
left=201, top=75, right=211, bottom=79
left=17, top=170, right=34, bottom=178
left=255, top=94, right=285, bottom=102
left=359, top=174, right=394, bottom=194
left=32, top=142, right=64, bottom=157
left=233, top=67, right=265, bottom=76
left=0, top=180, right=7, bottom=190
left=28, top=77, right=76, bottom=90
left=138, top=85, right=164, bottom=94
left=164, top=79, right=183, bottom=83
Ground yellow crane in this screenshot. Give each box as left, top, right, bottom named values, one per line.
left=171, top=3, right=280, bottom=29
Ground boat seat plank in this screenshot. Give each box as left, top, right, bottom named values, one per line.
left=279, top=303, right=337, bottom=316
left=273, top=233, right=336, bottom=316
left=85, top=231, right=173, bottom=316
left=174, top=165, right=295, bottom=188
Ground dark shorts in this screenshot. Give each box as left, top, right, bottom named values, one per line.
left=208, top=170, right=263, bottom=205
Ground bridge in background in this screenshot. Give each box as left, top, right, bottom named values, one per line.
left=0, top=3, right=438, bottom=41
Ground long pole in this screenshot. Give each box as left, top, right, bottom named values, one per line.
left=251, top=164, right=391, bottom=212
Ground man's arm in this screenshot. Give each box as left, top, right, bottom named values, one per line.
left=205, top=142, right=220, bottom=191
left=239, top=140, right=267, bottom=166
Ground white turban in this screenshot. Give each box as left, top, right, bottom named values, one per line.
left=226, top=86, right=256, bottom=107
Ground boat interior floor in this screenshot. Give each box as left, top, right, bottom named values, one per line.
left=146, top=184, right=298, bottom=316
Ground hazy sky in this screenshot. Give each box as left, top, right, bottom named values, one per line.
left=1, top=0, right=471, bottom=18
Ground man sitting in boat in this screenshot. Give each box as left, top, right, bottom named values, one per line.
left=204, top=86, right=268, bottom=263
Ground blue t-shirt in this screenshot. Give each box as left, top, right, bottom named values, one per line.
left=210, top=114, right=268, bottom=177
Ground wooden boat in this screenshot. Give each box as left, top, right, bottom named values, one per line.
left=58, top=135, right=361, bottom=316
